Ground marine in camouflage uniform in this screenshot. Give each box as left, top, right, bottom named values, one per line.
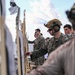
left=33, top=29, right=45, bottom=66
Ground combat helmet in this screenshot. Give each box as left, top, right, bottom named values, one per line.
left=66, top=3, right=75, bottom=30
left=44, top=19, right=62, bottom=32
left=66, top=3, right=75, bottom=20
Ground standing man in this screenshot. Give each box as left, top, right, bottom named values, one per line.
left=33, top=28, right=45, bottom=67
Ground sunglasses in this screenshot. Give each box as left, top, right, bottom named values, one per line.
left=48, top=28, right=53, bottom=31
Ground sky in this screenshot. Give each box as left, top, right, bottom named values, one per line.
left=6, top=0, right=75, bottom=41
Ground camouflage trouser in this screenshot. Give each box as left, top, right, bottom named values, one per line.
left=34, top=56, right=45, bottom=67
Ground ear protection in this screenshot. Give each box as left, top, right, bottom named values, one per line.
left=52, top=22, right=60, bottom=32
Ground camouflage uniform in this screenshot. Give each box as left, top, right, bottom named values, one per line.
left=47, top=33, right=70, bottom=54
left=33, top=35, right=45, bottom=66
left=65, top=34, right=75, bottom=39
